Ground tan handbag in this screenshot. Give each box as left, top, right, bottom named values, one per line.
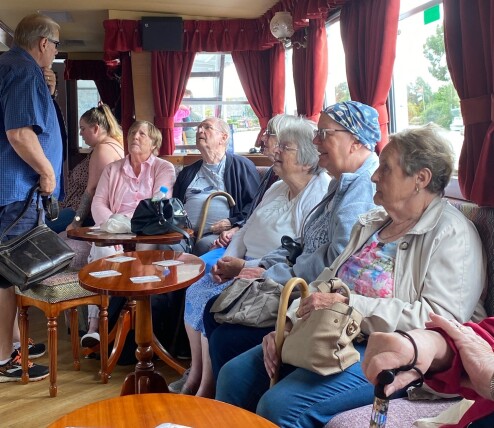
left=271, top=275, right=363, bottom=385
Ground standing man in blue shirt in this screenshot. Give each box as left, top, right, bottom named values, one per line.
left=0, top=13, right=62, bottom=382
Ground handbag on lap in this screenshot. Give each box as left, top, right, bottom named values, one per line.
left=274, top=271, right=363, bottom=380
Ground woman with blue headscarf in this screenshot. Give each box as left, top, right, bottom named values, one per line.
left=215, top=123, right=486, bottom=428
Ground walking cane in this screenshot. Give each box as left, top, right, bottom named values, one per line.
left=369, top=370, right=395, bottom=428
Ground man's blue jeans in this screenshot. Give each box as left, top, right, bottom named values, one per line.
left=216, top=342, right=392, bottom=428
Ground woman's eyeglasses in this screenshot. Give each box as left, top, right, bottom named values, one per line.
left=313, top=128, right=349, bottom=140
left=262, top=129, right=277, bottom=138
left=274, top=143, right=299, bottom=152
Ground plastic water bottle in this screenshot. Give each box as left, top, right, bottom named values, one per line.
left=151, top=186, right=168, bottom=201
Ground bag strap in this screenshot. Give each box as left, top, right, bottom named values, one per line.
left=271, top=277, right=310, bottom=387
left=0, top=184, right=41, bottom=243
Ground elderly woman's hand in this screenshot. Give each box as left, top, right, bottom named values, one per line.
left=210, top=219, right=232, bottom=234
left=236, top=266, right=266, bottom=280
left=213, top=227, right=240, bottom=248
left=426, top=313, right=494, bottom=399
left=262, top=331, right=280, bottom=378
left=211, top=256, right=245, bottom=283
left=295, top=292, right=348, bottom=321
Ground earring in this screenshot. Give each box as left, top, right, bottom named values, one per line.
left=415, top=184, right=420, bottom=193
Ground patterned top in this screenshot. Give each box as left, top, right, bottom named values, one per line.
left=337, top=231, right=397, bottom=298
left=60, top=154, right=90, bottom=209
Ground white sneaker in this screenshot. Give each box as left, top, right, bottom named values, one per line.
left=80, top=332, right=100, bottom=348
left=168, top=368, right=190, bottom=393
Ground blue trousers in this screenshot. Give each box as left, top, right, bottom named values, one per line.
left=216, top=343, right=388, bottom=428
left=204, top=296, right=273, bottom=379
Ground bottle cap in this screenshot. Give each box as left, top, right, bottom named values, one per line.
left=160, top=186, right=168, bottom=193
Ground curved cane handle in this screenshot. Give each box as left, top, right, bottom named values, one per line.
left=270, top=277, right=310, bottom=387
left=196, top=191, right=236, bottom=240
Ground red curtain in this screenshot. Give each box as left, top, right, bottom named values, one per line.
left=292, top=19, right=328, bottom=122
left=340, top=0, right=400, bottom=152
left=232, top=45, right=286, bottom=146
left=151, top=51, right=196, bottom=155
left=444, top=2, right=494, bottom=206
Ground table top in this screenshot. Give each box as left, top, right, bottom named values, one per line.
left=79, top=250, right=204, bottom=297
left=67, top=226, right=192, bottom=246
left=48, top=393, right=278, bottom=428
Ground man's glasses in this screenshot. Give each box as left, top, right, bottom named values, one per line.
left=190, top=185, right=216, bottom=194
left=313, top=128, right=349, bottom=140
left=274, top=143, right=299, bottom=152
left=46, top=37, right=61, bottom=49
left=197, top=123, right=222, bottom=133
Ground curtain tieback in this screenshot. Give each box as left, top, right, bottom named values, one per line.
left=155, top=116, right=175, bottom=128
left=373, top=103, right=389, bottom=125
left=460, top=94, right=494, bottom=126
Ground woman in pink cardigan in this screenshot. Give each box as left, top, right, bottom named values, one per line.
left=81, top=120, right=176, bottom=348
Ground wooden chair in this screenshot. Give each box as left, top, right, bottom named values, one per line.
left=16, top=269, right=109, bottom=397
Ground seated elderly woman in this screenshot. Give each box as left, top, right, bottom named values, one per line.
left=172, top=117, right=260, bottom=256
left=172, top=114, right=330, bottom=397
left=361, top=313, right=494, bottom=427
left=80, top=120, right=176, bottom=348
left=215, top=123, right=487, bottom=428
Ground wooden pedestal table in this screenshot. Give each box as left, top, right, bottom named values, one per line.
left=78, top=250, right=204, bottom=395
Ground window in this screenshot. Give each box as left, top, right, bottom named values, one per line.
left=324, top=19, right=349, bottom=105
left=176, top=53, right=259, bottom=154
left=76, top=80, right=100, bottom=149
left=392, top=0, right=462, bottom=173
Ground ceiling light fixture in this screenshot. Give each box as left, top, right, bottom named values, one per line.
left=269, top=11, right=306, bottom=49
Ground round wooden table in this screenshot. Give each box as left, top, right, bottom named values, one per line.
left=48, top=393, right=278, bottom=427
left=79, top=250, right=204, bottom=395
left=67, top=226, right=192, bottom=251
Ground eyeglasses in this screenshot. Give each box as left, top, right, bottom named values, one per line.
left=190, top=185, right=216, bottom=194
left=274, top=143, right=299, bottom=152
left=46, top=37, right=61, bottom=49
left=197, top=123, right=222, bottom=133
left=313, top=128, right=349, bottom=140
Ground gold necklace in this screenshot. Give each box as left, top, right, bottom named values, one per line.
left=378, top=219, right=417, bottom=243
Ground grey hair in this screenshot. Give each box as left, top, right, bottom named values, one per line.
left=14, top=14, right=60, bottom=50
left=276, top=115, right=321, bottom=175
left=389, top=123, right=454, bottom=195
left=203, top=117, right=231, bottom=147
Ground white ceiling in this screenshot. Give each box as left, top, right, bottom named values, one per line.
left=0, top=0, right=279, bottom=55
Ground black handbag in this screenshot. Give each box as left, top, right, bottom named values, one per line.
left=0, top=185, right=75, bottom=291
left=131, top=197, right=193, bottom=252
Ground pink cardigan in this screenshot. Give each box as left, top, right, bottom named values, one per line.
left=91, top=154, right=176, bottom=226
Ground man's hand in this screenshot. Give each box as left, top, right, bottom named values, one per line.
left=43, top=67, right=56, bottom=96
left=211, top=256, right=245, bottom=283
left=210, top=219, right=232, bottom=234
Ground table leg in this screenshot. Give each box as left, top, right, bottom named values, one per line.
left=120, top=297, right=169, bottom=395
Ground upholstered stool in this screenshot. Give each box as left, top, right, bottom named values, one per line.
left=16, top=269, right=109, bottom=397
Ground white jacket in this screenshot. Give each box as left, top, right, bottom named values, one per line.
left=288, top=197, right=487, bottom=334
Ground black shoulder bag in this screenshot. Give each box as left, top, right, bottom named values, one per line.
left=0, top=185, right=75, bottom=290
left=131, top=198, right=193, bottom=253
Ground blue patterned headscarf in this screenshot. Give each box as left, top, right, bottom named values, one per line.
left=322, top=101, right=381, bottom=151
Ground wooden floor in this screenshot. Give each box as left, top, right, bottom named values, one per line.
left=0, top=307, right=183, bottom=428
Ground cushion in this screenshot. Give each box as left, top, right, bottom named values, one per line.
left=326, top=398, right=460, bottom=428
left=16, top=269, right=97, bottom=303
